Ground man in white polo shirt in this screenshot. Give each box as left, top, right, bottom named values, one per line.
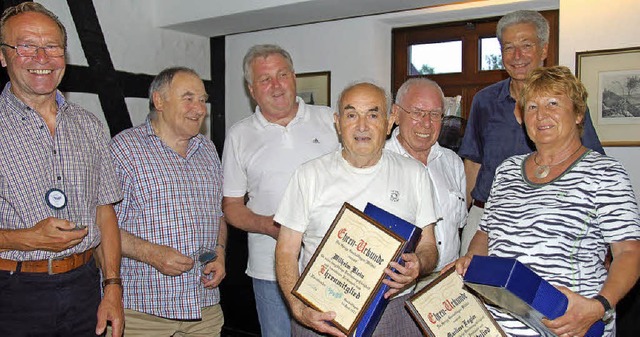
left=222, top=44, right=339, bottom=337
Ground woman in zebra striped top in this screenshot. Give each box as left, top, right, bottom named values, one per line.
left=453, top=66, right=640, bottom=337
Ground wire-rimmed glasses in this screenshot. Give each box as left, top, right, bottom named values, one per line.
left=0, top=43, right=65, bottom=57
left=396, top=104, right=444, bottom=122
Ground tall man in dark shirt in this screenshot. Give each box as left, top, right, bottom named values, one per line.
left=458, top=10, right=604, bottom=255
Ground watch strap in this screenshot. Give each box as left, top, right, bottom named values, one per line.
left=102, top=277, right=123, bottom=288
left=593, top=294, right=614, bottom=322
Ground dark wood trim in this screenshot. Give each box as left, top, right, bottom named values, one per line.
left=66, top=0, right=132, bottom=137
left=210, top=36, right=225, bottom=158
left=392, top=10, right=559, bottom=119
left=1, top=0, right=30, bottom=11
left=60, top=65, right=154, bottom=98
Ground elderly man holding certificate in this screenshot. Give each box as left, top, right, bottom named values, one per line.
left=275, top=82, right=439, bottom=337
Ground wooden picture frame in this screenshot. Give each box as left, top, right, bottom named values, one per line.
left=292, top=203, right=404, bottom=335
left=296, top=71, right=331, bottom=107
left=576, top=47, right=640, bottom=146
left=406, top=268, right=505, bottom=337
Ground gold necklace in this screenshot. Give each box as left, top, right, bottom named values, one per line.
left=533, top=146, right=583, bottom=179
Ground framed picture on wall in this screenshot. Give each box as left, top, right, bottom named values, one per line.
left=296, top=71, right=331, bottom=107
left=576, top=47, right=640, bottom=146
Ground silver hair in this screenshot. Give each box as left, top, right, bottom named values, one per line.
left=496, top=10, right=549, bottom=46
left=148, top=66, right=200, bottom=118
left=337, top=81, right=392, bottom=116
left=242, top=44, right=294, bottom=84
left=395, top=77, right=445, bottom=110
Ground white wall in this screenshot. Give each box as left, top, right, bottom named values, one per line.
left=225, top=17, right=391, bottom=127
left=559, top=0, right=640, bottom=199
left=37, top=0, right=212, bottom=136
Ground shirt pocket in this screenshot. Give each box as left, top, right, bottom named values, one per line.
left=445, top=189, right=467, bottom=228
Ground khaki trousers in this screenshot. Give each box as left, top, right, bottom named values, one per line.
left=108, top=304, right=224, bottom=337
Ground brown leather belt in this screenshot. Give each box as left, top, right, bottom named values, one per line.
left=0, top=249, right=93, bottom=275
left=472, top=199, right=486, bottom=209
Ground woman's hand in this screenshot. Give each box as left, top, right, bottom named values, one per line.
left=543, top=286, right=604, bottom=337
left=452, top=256, right=473, bottom=276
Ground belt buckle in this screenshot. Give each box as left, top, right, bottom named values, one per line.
left=47, top=257, right=54, bottom=275
left=47, top=254, right=69, bottom=275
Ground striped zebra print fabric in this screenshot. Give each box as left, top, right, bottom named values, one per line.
left=478, top=150, right=640, bottom=336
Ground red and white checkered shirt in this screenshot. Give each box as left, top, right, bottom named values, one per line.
left=0, top=83, right=122, bottom=261
left=111, top=119, right=224, bottom=320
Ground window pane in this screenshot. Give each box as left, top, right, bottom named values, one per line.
left=480, top=37, right=504, bottom=71
left=409, top=41, right=462, bottom=75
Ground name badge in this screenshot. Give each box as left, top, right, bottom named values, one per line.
left=45, top=188, right=67, bottom=210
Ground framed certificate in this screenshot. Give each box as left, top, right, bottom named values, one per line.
left=406, top=268, right=506, bottom=337
left=292, top=203, right=406, bottom=335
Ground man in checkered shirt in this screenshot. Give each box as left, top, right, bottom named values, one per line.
left=0, top=3, right=123, bottom=336
left=110, top=67, right=227, bottom=336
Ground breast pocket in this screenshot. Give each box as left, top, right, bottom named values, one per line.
left=445, top=189, right=467, bottom=228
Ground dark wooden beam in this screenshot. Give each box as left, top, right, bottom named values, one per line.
left=60, top=65, right=154, bottom=98
left=0, top=1, right=31, bottom=88
left=1, top=0, right=29, bottom=11
left=210, top=36, right=225, bottom=157
left=66, top=0, right=132, bottom=137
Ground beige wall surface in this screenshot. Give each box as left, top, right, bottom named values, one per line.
left=559, top=0, right=640, bottom=200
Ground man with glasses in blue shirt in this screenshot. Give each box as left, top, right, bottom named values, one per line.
left=458, top=10, right=604, bottom=255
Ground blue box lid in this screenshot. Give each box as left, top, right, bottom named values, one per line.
left=464, top=256, right=604, bottom=337
left=353, top=203, right=422, bottom=337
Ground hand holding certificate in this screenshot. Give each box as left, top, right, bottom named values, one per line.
left=292, top=203, right=419, bottom=336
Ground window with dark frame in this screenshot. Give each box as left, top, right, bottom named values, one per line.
left=391, top=10, right=558, bottom=120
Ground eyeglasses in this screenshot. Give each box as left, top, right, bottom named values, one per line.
left=396, top=104, right=443, bottom=122
left=0, top=43, right=65, bottom=57
left=501, top=42, right=537, bottom=56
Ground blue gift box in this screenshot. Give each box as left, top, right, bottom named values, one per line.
left=352, top=203, right=423, bottom=337
left=463, top=255, right=604, bottom=337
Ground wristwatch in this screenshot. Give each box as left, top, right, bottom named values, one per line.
left=593, top=294, right=614, bottom=323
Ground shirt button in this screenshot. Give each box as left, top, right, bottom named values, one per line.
left=438, top=241, right=442, bottom=245
left=40, top=125, right=45, bottom=129
left=53, top=150, right=57, bottom=154
left=57, top=176, right=61, bottom=180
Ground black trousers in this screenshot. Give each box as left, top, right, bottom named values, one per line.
left=0, top=258, right=101, bottom=337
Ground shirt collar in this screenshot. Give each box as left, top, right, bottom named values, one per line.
left=389, top=127, right=443, bottom=165
left=1, top=82, right=69, bottom=118
left=497, top=77, right=516, bottom=103
left=143, top=116, right=203, bottom=156
left=253, top=96, right=308, bottom=128
left=143, top=116, right=156, bottom=136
